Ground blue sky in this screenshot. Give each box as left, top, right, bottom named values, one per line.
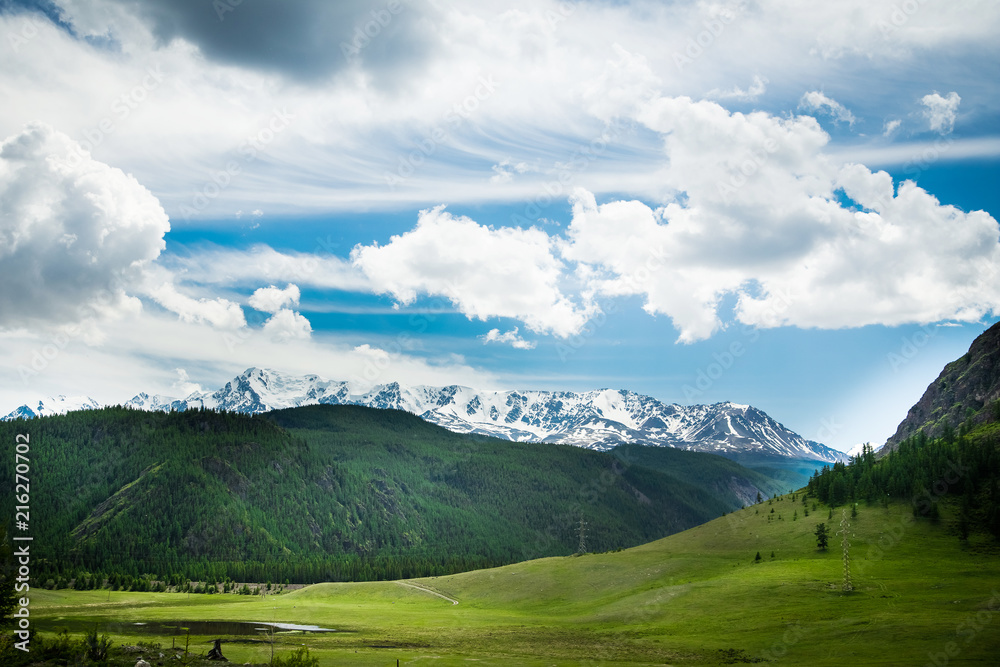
left=1, top=0, right=999, bottom=451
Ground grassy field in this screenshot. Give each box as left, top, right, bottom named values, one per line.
left=30, top=496, right=1000, bottom=665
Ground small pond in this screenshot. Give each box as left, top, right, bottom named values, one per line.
left=37, top=619, right=338, bottom=636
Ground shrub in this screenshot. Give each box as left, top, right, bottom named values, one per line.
left=273, top=647, right=320, bottom=667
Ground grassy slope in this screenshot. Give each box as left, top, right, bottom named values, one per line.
left=32, top=496, right=1000, bottom=666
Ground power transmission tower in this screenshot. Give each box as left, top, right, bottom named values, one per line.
left=576, top=518, right=587, bottom=554
left=837, top=508, right=853, bottom=592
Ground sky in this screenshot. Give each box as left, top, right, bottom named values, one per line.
left=1, top=0, right=999, bottom=452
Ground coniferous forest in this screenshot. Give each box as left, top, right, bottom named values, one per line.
left=807, top=403, right=1000, bottom=538
left=0, top=404, right=780, bottom=590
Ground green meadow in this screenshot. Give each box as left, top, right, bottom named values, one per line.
left=29, top=496, right=1000, bottom=665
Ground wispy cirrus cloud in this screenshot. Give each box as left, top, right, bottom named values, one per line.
left=4, top=1, right=996, bottom=218
left=799, top=91, right=856, bottom=126
left=706, top=74, right=768, bottom=102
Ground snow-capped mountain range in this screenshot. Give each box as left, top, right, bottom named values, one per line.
left=3, top=367, right=848, bottom=463
left=3, top=395, right=102, bottom=421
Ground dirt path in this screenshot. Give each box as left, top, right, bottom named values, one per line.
left=395, top=581, right=459, bottom=605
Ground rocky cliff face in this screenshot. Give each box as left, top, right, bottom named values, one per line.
left=884, top=322, right=1000, bottom=451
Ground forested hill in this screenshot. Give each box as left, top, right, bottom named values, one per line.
left=0, top=404, right=779, bottom=585
left=884, top=321, right=1000, bottom=452
left=807, top=322, right=1000, bottom=542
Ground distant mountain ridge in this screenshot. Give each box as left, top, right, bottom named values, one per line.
left=4, top=367, right=847, bottom=463
left=3, top=395, right=101, bottom=420
left=884, top=321, right=1000, bottom=452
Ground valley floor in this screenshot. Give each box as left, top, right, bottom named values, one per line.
left=27, top=499, right=1000, bottom=665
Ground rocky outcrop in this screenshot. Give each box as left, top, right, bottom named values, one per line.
left=884, top=322, right=1000, bottom=452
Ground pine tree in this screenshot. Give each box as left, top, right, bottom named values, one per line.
left=814, top=523, right=829, bottom=550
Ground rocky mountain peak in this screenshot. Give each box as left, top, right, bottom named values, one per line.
left=884, top=322, right=1000, bottom=451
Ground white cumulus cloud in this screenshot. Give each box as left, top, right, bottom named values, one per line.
left=349, top=87, right=1000, bottom=344
left=249, top=284, right=311, bottom=342
left=480, top=327, right=536, bottom=350
left=921, top=91, right=961, bottom=134
left=581, top=43, right=661, bottom=122
left=351, top=205, right=594, bottom=337
left=0, top=122, right=169, bottom=329
left=260, top=308, right=312, bottom=342
left=248, top=284, right=301, bottom=314
left=556, top=91, right=1000, bottom=342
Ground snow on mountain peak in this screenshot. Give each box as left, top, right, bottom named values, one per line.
left=845, top=442, right=877, bottom=458
left=1, top=394, right=101, bottom=420
left=1, top=367, right=848, bottom=463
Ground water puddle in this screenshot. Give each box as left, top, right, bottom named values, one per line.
left=38, top=619, right=338, bottom=636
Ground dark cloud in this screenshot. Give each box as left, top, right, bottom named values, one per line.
left=109, top=0, right=438, bottom=85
